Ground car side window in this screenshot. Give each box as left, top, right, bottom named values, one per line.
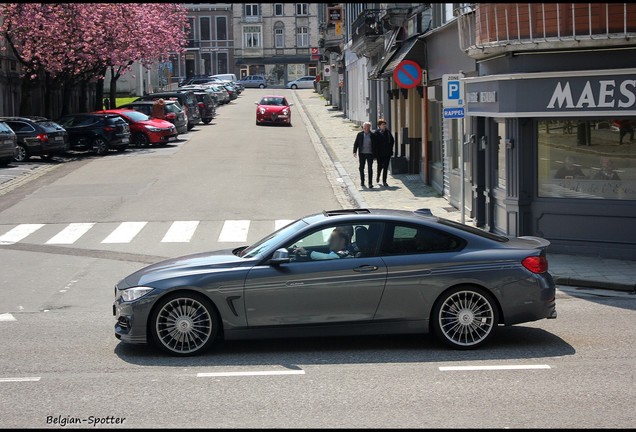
left=285, top=223, right=383, bottom=261
left=381, top=224, right=463, bottom=255
left=0, top=122, right=13, bottom=133
left=6, top=121, right=33, bottom=133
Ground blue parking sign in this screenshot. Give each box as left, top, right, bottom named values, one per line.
left=448, top=81, right=460, bottom=99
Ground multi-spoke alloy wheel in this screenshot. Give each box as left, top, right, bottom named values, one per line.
left=432, top=287, right=498, bottom=349
left=151, top=294, right=218, bottom=356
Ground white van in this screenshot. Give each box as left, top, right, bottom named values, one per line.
left=210, top=73, right=237, bottom=82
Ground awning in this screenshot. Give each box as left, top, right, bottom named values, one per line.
left=380, top=36, right=425, bottom=77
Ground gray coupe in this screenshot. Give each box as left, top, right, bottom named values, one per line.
left=113, top=209, right=557, bottom=356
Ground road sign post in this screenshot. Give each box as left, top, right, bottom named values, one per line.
left=443, top=73, right=466, bottom=224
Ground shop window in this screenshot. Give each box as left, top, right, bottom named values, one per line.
left=495, top=120, right=506, bottom=190
left=537, top=118, right=636, bottom=200
left=217, top=52, right=228, bottom=74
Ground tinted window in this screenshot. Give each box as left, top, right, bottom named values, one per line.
left=0, top=122, right=13, bottom=133
left=6, top=121, right=34, bottom=133
left=76, top=117, right=101, bottom=127
left=437, top=219, right=509, bottom=243
left=118, top=111, right=149, bottom=122
left=259, top=97, right=285, bottom=106
left=36, top=121, right=64, bottom=131
left=381, top=223, right=463, bottom=255
left=128, top=105, right=151, bottom=115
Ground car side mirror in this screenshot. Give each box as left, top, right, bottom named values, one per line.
left=254, top=101, right=259, bottom=105
left=269, top=248, right=291, bottom=265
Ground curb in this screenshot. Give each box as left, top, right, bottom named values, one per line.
left=553, top=276, right=636, bottom=293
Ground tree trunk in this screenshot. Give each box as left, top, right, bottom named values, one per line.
left=44, top=73, right=52, bottom=119
left=19, top=76, right=33, bottom=116
left=78, top=80, right=88, bottom=113
left=94, top=73, right=105, bottom=111
left=60, top=81, right=73, bottom=116
left=109, top=66, right=118, bottom=109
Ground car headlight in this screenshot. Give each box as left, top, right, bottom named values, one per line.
left=119, top=286, right=154, bottom=302
left=283, top=109, right=289, bottom=115
left=144, top=125, right=161, bottom=132
left=259, top=108, right=266, bottom=114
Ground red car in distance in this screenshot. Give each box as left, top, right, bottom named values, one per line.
left=95, top=109, right=178, bottom=146
left=254, top=95, right=293, bottom=126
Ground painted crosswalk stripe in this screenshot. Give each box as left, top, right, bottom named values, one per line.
left=197, top=370, right=305, bottom=377
left=0, top=313, right=16, bottom=322
left=0, top=377, right=41, bottom=382
left=46, top=223, right=95, bottom=245
left=101, top=222, right=148, bottom=244
left=439, top=365, right=551, bottom=371
left=0, top=224, right=45, bottom=245
left=218, top=220, right=250, bottom=242
left=161, top=221, right=200, bottom=243
left=275, top=219, right=295, bottom=231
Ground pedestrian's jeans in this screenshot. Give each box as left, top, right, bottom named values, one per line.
left=359, top=153, right=374, bottom=185
left=376, top=156, right=391, bottom=183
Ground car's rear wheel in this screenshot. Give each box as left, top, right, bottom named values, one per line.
left=431, top=286, right=498, bottom=349
left=150, top=292, right=219, bottom=356
left=14, top=145, right=29, bottom=162
left=41, top=154, right=54, bottom=161
left=203, top=118, right=212, bottom=124
left=133, top=132, right=149, bottom=147
left=92, top=137, right=108, bottom=156
left=291, top=84, right=298, bottom=89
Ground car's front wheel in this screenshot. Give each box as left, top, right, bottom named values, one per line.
left=150, top=292, right=219, bottom=356
left=259, top=84, right=265, bottom=89
left=431, top=286, right=498, bottom=349
left=133, top=132, right=149, bottom=147
left=92, top=137, right=108, bottom=155
left=291, top=84, right=298, bottom=89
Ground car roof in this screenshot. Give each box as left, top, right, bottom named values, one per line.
left=123, top=100, right=178, bottom=105
left=0, top=116, right=50, bottom=122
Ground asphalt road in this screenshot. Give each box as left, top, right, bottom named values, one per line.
left=0, top=90, right=634, bottom=428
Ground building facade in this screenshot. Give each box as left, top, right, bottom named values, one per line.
left=232, top=3, right=320, bottom=85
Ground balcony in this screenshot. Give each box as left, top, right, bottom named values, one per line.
left=350, top=10, right=385, bottom=58
left=458, top=3, right=636, bottom=59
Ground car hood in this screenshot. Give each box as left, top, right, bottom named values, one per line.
left=258, top=105, right=289, bottom=112
left=140, top=119, right=174, bottom=128
left=121, top=250, right=250, bottom=287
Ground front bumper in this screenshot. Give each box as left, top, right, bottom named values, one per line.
left=113, top=293, right=155, bottom=344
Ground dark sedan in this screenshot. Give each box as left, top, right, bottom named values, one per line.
left=0, top=116, right=69, bottom=162
left=57, top=113, right=130, bottom=155
left=114, top=209, right=557, bottom=356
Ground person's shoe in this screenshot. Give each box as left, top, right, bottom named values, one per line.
left=383, top=182, right=389, bottom=187
left=369, top=184, right=374, bottom=189
left=361, top=182, right=366, bottom=188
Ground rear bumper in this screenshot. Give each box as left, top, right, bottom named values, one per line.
left=500, top=272, right=557, bottom=325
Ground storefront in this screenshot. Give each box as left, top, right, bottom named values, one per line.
left=464, top=66, right=636, bottom=259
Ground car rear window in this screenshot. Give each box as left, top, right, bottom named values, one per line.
left=165, top=104, right=182, bottom=114
left=437, top=219, right=510, bottom=242
left=36, top=120, right=64, bottom=131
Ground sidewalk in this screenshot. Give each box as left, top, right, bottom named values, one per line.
left=291, top=89, right=636, bottom=293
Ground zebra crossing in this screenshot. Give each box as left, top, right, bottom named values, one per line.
left=0, top=219, right=296, bottom=247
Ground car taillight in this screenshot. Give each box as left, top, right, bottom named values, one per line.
left=37, top=133, right=48, bottom=142
left=198, top=102, right=205, bottom=108
left=165, top=112, right=176, bottom=120
left=522, top=256, right=548, bottom=274
left=104, top=126, right=115, bottom=132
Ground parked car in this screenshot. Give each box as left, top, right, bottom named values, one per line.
left=0, top=116, right=69, bottom=162
left=191, top=92, right=216, bottom=124
left=135, top=92, right=201, bottom=130
left=210, top=73, right=238, bottom=82
left=231, top=81, right=244, bottom=93
left=286, top=76, right=317, bottom=89
left=177, top=85, right=219, bottom=109
left=118, top=100, right=188, bottom=135
left=255, top=95, right=293, bottom=126
left=236, top=75, right=267, bottom=89
left=0, top=121, right=17, bottom=166
left=113, top=208, right=557, bottom=356
left=223, top=83, right=238, bottom=100
left=95, top=109, right=177, bottom=147
left=179, top=75, right=220, bottom=87
left=57, top=113, right=130, bottom=155
left=209, top=84, right=230, bottom=104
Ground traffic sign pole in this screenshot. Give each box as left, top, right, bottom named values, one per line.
left=442, top=73, right=466, bottom=224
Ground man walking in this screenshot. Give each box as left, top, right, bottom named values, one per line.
left=353, top=121, right=379, bottom=188
left=374, top=118, right=394, bottom=187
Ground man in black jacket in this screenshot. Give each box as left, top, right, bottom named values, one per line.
left=353, top=121, right=380, bottom=188
left=374, top=118, right=394, bottom=187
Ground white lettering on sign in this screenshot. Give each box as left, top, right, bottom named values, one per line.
left=467, top=92, right=478, bottom=103
left=479, top=91, right=497, bottom=102
left=547, top=79, right=636, bottom=109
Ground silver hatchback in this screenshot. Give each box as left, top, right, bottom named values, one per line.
left=236, top=75, right=268, bottom=89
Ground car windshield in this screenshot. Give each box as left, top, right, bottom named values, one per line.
left=260, top=97, right=285, bottom=106
left=165, top=104, right=182, bottom=113
left=239, top=219, right=308, bottom=258
left=120, top=110, right=149, bottom=122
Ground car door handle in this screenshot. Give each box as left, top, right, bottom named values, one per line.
left=353, top=265, right=379, bottom=272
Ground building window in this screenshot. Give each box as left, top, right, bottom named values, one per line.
left=245, top=4, right=259, bottom=16
left=216, top=16, right=227, bottom=40
left=217, top=52, right=228, bottom=74
left=296, top=26, right=308, bottom=47
left=201, top=52, right=212, bottom=75
left=274, top=4, right=284, bottom=16
left=244, top=26, right=261, bottom=48
left=187, top=17, right=195, bottom=41
left=537, top=118, right=636, bottom=200
left=296, top=3, right=308, bottom=16
left=199, top=17, right=211, bottom=41
left=274, top=27, right=285, bottom=48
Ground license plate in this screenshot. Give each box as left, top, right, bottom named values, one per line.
left=54, top=136, right=63, bottom=141
left=168, top=136, right=177, bottom=142
left=3, top=140, right=13, bottom=145
left=121, top=138, right=129, bottom=144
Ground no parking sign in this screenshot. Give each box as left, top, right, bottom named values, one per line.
left=393, top=60, right=422, bottom=89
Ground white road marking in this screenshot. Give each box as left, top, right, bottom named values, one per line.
left=197, top=370, right=305, bottom=377
left=101, top=222, right=148, bottom=244
left=0, top=377, right=41, bottom=382
left=275, top=219, right=294, bottom=231
left=161, top=221, right=200, bottom=243
left=0, top=313, right=16, bottom=322
left=0, top=224, right=45, bottom=245
left=46, top=223, right=95, bottom=244
left=439, top=365, right=551, bottom=371
left=218, top=220, right=250, bottom=242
